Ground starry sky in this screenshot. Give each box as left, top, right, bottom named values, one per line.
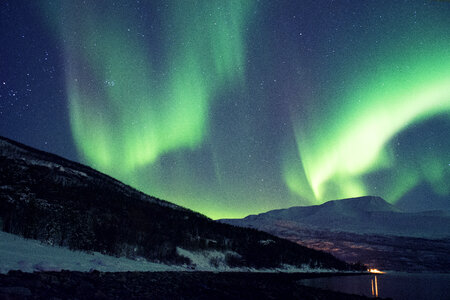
left=1, top=0, right=449, bottom=219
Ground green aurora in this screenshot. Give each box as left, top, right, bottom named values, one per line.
left=43, top=1, right=449, bottom=219
left=57, top=1, right=252, bottom=175
left=285, top=46, right=450, bottom=203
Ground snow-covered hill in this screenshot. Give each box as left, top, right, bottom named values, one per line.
left=220, top=196, right=450, bottom=272
left=222, top=196, right=450, bottom=238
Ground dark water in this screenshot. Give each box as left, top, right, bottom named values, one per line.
left=299, top=273, right=450, bottom=300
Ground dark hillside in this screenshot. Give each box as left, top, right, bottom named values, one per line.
left=0, top=136, right=359, bottom=271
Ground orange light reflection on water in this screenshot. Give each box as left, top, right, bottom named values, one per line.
left=371, top=275, right=379, bottom=298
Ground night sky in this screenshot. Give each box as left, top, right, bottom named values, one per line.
left=1, top=1, right=449, bottom=219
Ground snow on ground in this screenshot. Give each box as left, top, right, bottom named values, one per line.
left=0, top=231, right=184, bottom=274
left=0, top=231, right=341, bottom=274
left=176, top=247, right=340, bottom=273
left=176, top=247, right=242, bottom=271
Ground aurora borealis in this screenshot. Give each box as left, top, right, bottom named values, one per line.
left=1, top=1, right=449, bottom=219
left=54, top=1, right=252, bottom=175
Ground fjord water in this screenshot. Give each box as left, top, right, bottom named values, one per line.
left=299, top=273, right=450, bottom=300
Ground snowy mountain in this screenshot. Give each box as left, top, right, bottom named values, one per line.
left=222, top=196, right=450, bottom=238
left=0, top=136, right=360, bottom=272
left=221, top=196, right=450, bottom=272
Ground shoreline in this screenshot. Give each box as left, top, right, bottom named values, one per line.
left=0, top=270, right=385, bottom=299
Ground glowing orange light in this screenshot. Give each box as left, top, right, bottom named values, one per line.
left=368, top=268, right=385, bottom=274
left=375, top=276, right=378, bottom=297
left=371, top=276, right=379, bottom=297
left=371, top=279, right=374, bottom=295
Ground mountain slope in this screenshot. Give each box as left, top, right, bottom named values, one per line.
left=0, top=136, right=358, bottom=271
left=222, top=196, right=450, bottom=238
left=220, top=196, right=450, bottom=272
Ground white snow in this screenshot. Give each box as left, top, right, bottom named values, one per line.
left=0, top=231, right=184, bottom=274
left=176, top=247, right=341, bottom=273
left=24, top=159, right=89, bottom=178
left=258, top=239, right=275, bottom=245
left=0, top=231, right=342, bottom=274
left=176, top=247, right=241, bottom=271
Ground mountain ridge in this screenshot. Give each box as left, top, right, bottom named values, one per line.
left=245, top=196, right=401, bottom=221
left=223, top=196, right=449, bottom=238
left=220, top=196, right=450, bottom=272
left=0, top=136, right=187, bottom=212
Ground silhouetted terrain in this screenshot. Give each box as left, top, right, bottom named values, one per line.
left=0, top=136, right=360, bottom=271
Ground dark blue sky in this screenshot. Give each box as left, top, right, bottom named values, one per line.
left=1, top=1, right=449, bottom=218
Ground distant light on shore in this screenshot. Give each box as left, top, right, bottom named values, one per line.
left=368, top=268, right=385, bottom=274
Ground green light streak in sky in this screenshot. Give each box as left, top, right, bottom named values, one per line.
left=41, top=1, right=449, bottom=218
left=286, top=46, right=450, bottom=204
left=282, top=142, right=315, bottom=202
left=60, top=1, right=252, bottom=175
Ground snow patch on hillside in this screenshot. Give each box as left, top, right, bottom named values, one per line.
left=25, top=159, right=89, bottom=178
left=176, top=247, right=242, bottom=271
left=176, top=247, right=340, bottom=273
left=0, top=231, right=184, bottom=274
left=0, top=231, right=342, bottom=274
